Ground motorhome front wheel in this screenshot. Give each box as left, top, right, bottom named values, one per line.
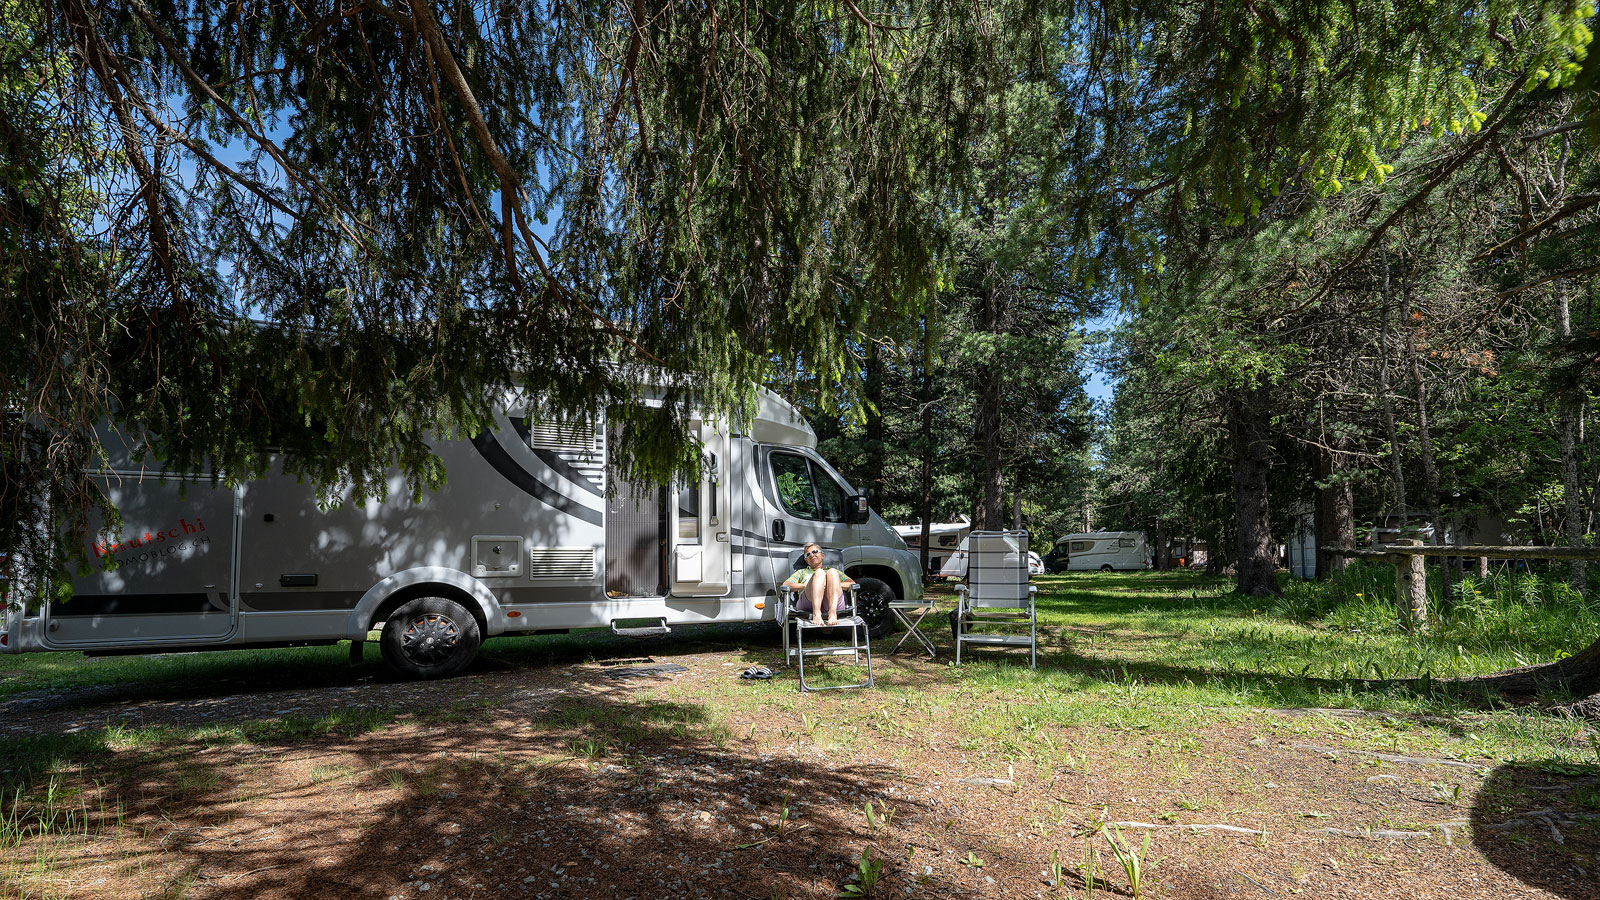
left=852, top=576, right=897, bottom=639
left=380, top=596, right=483, bottom=679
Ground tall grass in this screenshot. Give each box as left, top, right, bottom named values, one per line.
left=0, top=777, right=120, bottom=848
left=1274, top=561, right=1599, bottom=667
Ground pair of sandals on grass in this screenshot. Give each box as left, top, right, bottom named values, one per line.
left=739, top=665, right=775, bottom=680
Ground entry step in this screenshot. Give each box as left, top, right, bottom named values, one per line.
left=611, top=619, right=672, bottom=638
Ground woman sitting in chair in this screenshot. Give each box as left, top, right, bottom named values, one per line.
left=785, top=542, right=856, bottom=627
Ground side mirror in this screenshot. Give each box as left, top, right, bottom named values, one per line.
left=845, top=494, right=870, bottom=525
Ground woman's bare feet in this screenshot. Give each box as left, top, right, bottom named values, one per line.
left=810, top=616, right=823, bottom=626
left=824, top=618, right=839, bottom=626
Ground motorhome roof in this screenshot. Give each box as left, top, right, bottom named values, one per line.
left=748, top=387, right=815, bottom=448
left=891, top=517, right=971, bottom=539
left=1054, top=531, right=1142, bottom=542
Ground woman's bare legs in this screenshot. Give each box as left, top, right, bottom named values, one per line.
left=805, top=574, right=826, bottom=625
left=823, top=569, right=842, bottom=625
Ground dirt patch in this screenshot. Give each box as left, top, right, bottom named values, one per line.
left=3, top=647, right=1596, bottom=900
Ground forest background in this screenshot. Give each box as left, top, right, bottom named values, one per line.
left=4, top=2, right=1600, bottom=700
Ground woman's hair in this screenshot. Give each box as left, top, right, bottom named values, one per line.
left=802, top=542, right=823, bottom=562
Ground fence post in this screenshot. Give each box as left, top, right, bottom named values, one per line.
left=1476, top=556, right=1489, bottom=579
left=1392, top=538, right=1427, bottom=632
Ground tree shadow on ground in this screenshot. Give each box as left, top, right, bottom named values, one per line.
left=1470, top=761, right=1600, bottom=899
left=2, top=675, right=995, bottom=900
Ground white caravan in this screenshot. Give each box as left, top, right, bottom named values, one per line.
left=2, top=389, right=922, bottom=678
left=893, top=516, right=971, bottom=574
left=1048, top=531, right=1151, bottom=572
left=936, top=537, right=1046, bottom=579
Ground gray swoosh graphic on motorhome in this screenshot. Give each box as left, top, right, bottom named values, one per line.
left=469, top=431, right=604, bottom=526
left=732, top=527, right=806, bottom=548
left=732, top=542, right=802, bottom=559
left=508, top=416, right=604, bottom=497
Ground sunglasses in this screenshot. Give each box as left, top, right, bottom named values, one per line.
left=804, top=549, right=822, bottom=558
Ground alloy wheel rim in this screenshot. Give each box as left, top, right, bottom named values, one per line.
left=402, top=613, right=460, bottom=665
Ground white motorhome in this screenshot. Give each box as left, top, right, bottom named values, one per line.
left=2, top=389, right=922, bottom=678
left=893, top=516, right=970, bottom=574
left=1045, top=531, right=1151, bottom=572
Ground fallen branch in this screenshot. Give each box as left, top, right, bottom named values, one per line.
left=1291, top=744, right=1480, bottom=770
left=1480, top=808, right=1600, bottom=846
left=1316, top=826, right=1433, bottom=840
left=1108, top=821, right=1266, bottom=835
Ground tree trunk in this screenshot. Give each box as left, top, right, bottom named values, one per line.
left=1229, top=382, right=1280, bottom=596
left=974, top=390, right=1003, bottom=529
left=1378, top=248, right=1408, bottom=527
left=1204, top=529, right=1224, bottom=576
left=1154, top=520, right=1170, bottom=571
left=1315, top=404, right=1354, bottom=580
left=863, top=341, right=886, bottom=506
left=1556, top=283, right=1589, bottom=595
left=1400, top=261, right=1452, bottom=608
left=916, top=310, right=935, bottom=576
left=971, top=271, right=1006, bottom=530
left=1469, top=635, right=1600, bottom=717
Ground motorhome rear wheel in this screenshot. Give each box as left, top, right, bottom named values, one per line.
left=380, top=597, right=483, bottom=679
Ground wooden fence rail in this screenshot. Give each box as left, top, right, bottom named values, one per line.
left=1322, top=543, right=1600, bottom=631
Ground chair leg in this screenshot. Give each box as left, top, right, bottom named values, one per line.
left=861, top=618, right=874, bottom=687
left=795, top=621, right=808, bottom=691
left=781, top=601, right=793, bottom=665
left=955, top=601, right=964, bottom=665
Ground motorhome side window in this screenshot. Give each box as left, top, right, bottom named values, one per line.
left=678, top=450, right=721, bottom=538
left=813, top=470, right=846, bottom=521
left=1117, top=538, right=1135, bottom=548
left=1070, top=541, right=1091, bottom=553
left=770, top=452, right=847, bottom=522
left=678, top=481, right=700, bottom=539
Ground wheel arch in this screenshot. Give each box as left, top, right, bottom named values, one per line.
left=846, top=564, right=904, bottom=600
left=346, top=568, right=499, bottom=640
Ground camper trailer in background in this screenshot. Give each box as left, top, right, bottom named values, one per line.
left=1043, top=531, right=1152, bottom=572
left=4, top=388, right=923, bottom=679
left=894, top=517, right=971, bottom=574
left=936, top=536, right=1045, bottom=579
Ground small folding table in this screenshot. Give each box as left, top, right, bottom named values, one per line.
left=888, top=599, right=940, bottom=658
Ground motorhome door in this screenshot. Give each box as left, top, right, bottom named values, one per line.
left=48, top=474, right=238, bottom=649
left=670, top=422, right=732, bottom=596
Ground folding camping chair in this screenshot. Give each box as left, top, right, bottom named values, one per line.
left=776, top=548, right=874, bottom=692
left=953, top=530, right=1038, bottom=668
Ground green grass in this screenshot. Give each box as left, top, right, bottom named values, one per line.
left=0, top=643, right=361, bottom=699
left=929, top=566, right=1600, bottom=766
left=1019, top=565, right=1599, bottom=701
left=3, top=568, right=1596, bottom=776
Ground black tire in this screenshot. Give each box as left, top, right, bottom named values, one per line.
left=379, top=596, right=482, bottom=679
left=948, top=608, right=962, bottom=643
left=1099, top=564, right=1114, bottom=573
left=851, top=576, right=897, bottom=639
